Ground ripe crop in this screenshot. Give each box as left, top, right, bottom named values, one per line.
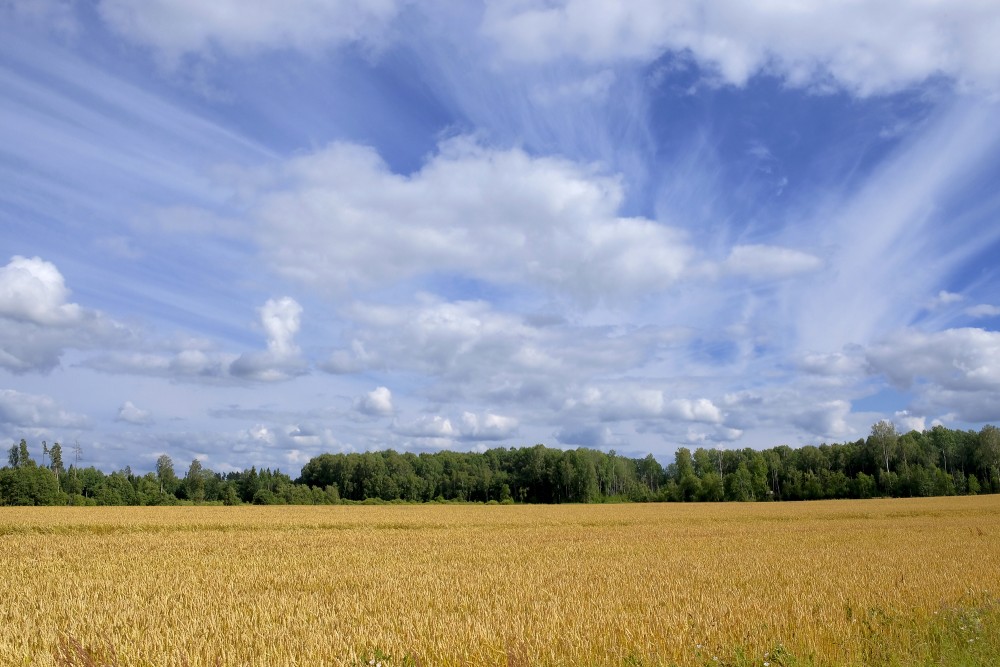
left=1, top=497, right=998, bottom=666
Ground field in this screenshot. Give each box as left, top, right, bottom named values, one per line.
left=1, top=497, right=999, bottom=666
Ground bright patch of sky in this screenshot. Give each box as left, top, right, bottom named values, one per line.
left=2, top=0, right=1000, bottom=473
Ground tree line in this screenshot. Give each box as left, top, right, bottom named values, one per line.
left=2, top=421, right=999, bottom=506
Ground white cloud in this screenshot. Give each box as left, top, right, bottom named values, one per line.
left=459, top=411, right=519, bottom=441
left=0, top=255, right=81, bottom=325
left=894, top=410, right=925, bottom=433
left=0, top=388, right=89, bottom=429
left=798, top=349, right=866, bottom=378
left=85, top=348, right=238, bottom=381
left=868, top=328, right=1000, bottom=424
left=483, top=1, right=1000, bottom=95
left=554, top=424, right=621, bottom=448
left=391, top=410, right=519, bottom=444
left=679, top=424, right=744, bottom=445
left=320, top=296, right=694, bottom=431
left=85, top=298, right=306, bottom=384
left=929, top=290, right=964, bottom=308
left=394, top=415, right=457, bottom=439
left=717, top=388, right=868, bottom=443
left=565, top=385, right=724, bottom=424
left=867, top=328, right=1000, bottom=392
left=967, top=304, right=1000, bottom=318
left=0, top=256, right=129, bottom=373
left=98, top=0, right=400, bottom=62
left=246, top=137, right=691, bottom=303
left=791, top=399, right=852, bottom=439
left=911, top=386, right=1000, bottom=424
left=664, top=398, right=723, bottom=424
left=230, top=297, right=307, bottom=381
left=116, top=400, right=153, bottom=425
left=260, top=297, right=302, bottom=358
left=248, top=424, right=276, bottom=445
left=356, top=386, right=394, bottom=417
left=323, top=298, right=536, bottom=377
left=392, top=411, right=519, bottom=446
left=722, top=244, right=823, bottom=280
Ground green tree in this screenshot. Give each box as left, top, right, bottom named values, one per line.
left=221, top=483, right=241, bottom=506
left=675, top=447, right=700, bottom=502
left=698, top=472, right=724, bottom=502
left=1, top=465, right=62, bottom=505
left=18, top=439, right=32, bottom=467
left=930, top=424, right=957, bottom=474
left=968, top=474, right=981, bottom=495
left=156, top=455, right=178, bottom=495
left=724, top=463, right=756, bottom=501
left=851, top=472, right=876, bottom=499
left=49, top=442, right=64, bottom=476
left=977, top=425, right=1000, bottom=490
left=869, top=420, right=898, bottom=476
left=185, top=459, right=206, bottom=503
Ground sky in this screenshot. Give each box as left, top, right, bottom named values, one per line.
left=2, top=0, right=1000, bottom=475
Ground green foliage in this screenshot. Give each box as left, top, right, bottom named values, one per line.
left=4, top=421, right=1000, bottom=506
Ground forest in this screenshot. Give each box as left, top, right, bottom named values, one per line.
left=1, top=421, right=998, bottom=506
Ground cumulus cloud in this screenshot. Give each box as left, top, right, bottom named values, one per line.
left=894, top=410, right=925, bottom=433
left=791, top=399, right=852, bottom=439
left=928, top=290, right=964, bottom=308
left=0, top=256, right=127, bottom=373
left=322, top=298, right=548, bottom=379
left=85, top=348, right=238, bottom=382
left=355, top=386, right=394, bottom=417
left=230, top=297, right=307, bottom=381
left=867, top=328, right=1000, bottom=392
left=116, top=400, right=153, bottom=425
left=0, top=255, right=81, bottom=325
left=910, top=386, right=1000, bottom=424
left=0, top=388, right=89, bottom=429
left=245, top=137, right=691, bottom=303
left=98, top=0, right=400, bottom=62
left=86, top=298, right=306, bottom=384
left=393, top=410, right=519, bottom=443
left=394, top=415, right=457, bottom=439
left=458, top=411, right=519, bottom=441
left=867, top=328, right=1000, bottom=423
left=798, top=349, right=866, bottom=378
left=319, top=296, right=695, bottom=433
left=679, top=425, right=745, bottom=445
left=260, top=297, right=302, bottom=358
left=566, top=386, right=724, bottom=424
left=718, top=388, right=864, bottom=442
left=483, top=0, right=1000, bottom=95
left=555, top=424, right=621, bottom=448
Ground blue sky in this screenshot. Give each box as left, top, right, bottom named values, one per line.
left=2, top=0, right=1000, bottom=474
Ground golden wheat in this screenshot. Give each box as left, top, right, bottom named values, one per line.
left=1, top=497, right=998, bottom=666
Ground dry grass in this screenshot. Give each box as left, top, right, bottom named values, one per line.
left=1, top=497, right=999, bottom=666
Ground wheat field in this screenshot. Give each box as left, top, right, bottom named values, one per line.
left=1, top=497, right=998, bottom=666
